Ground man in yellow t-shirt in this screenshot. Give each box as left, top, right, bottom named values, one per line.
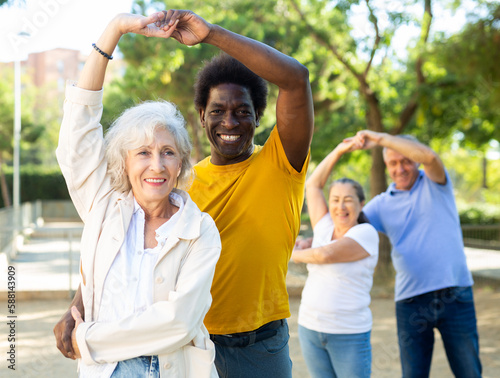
left=181, top=10, right=313, bottom=378
left=53, top=9, right=313, bottom=378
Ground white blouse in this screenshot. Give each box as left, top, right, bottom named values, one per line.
left=80, top=192, right=184, bottom=378
left=298, top=213, right=379, bottom=334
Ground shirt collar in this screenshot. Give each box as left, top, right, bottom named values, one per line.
left=129, top=189, right=202, bottom=241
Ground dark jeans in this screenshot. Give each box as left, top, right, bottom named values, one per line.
left=212, top=319, right=292, bottom=378
left=396, top=286, right=482, bottom=378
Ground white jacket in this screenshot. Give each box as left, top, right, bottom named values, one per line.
left=56, top=84, right=220, bottom=378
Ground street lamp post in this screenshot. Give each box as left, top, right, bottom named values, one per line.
left=13, top=58, right=21, bottom=212
left=12, top=31, right=30, bottom=251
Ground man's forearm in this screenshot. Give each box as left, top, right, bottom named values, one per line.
left=204, top=25, right=308, bottom=90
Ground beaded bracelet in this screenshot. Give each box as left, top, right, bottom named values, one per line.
left=92, top=43, right=113, bottom=60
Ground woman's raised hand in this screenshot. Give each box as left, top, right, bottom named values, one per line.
left=334, top=137, right=359, bottom=156
left=112, top=12, right=179, bottom=38
left=347, top=130, right=384, bottom=151
left=155, top=10, right=212, bottom=46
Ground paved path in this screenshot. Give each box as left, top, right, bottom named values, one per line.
left=1, top=229, right=500, bottom=377
left=2, top=230, right=500, bottom=299
left=1, top=292, right=500, bottom=377
left=464, top=246, right=500, bottom=283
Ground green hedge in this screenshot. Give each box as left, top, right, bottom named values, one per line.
left=0, top=166, right=70, bottom=208
left=457, top=202, right=500, bottom=225
left=2, top=167, right=500, bottom=228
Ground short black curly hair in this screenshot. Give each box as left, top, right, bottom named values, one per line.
left=194, top=53, right=268, bottom=119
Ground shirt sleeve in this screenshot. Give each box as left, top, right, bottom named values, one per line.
left=264, top=126, right=310, bottom=179
left=56, top=84, right=110, bottom=222
left=363, top=197, right=384, bottom=234
left=311, top=213, right=333, bottom=248
left=344, top=223, right=379, bottom=257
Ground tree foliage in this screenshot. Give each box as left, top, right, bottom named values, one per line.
left=108, top=0, right=499, bottom=203
left=288, top=0, right=440, bottom=196
left=107, top=0, right=307, bottom=161
left=0, top=0, right=25, bottom=8
left=0, top=64, right=44, bottom=207
left=423, top=1, right=500, bottom=149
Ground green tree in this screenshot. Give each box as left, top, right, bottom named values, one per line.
left=408, top=1, right=500, bottom=204
left=289, top=0, right=438, bottom=197
left=288, top=0, right=498, bottom=199
left=423, top=1, right=500, bottom=146
left=0, top=71, right=15, bottom=206
left=0, top=0, right=25, bottom=8
left=0, top=65, right=44, bottom=207
left=110, top=0, right=497, bottom=201
left=106, top=0, right=312, bottom=161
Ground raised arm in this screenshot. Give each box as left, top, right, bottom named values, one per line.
left=306, top=139, right=357, bottom=228
left=352, top=130, right=446, bottom=185
left=57, top=13, right=180, bottom=220
left=157, top=10, right=314, bottom=171
left=54, top=12, right=178, bottom=360
left=79, top=13, right=178, bottom=91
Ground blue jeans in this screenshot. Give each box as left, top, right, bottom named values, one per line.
left=213, top=319, right=292, bottom=378
left=396, top=286, right=482, bottom=378
left=111, top=356, right=159, bottom=377
left=298, top=325, right=371, bottom=378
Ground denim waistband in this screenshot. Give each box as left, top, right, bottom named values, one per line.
left=210, top=319, right=284, bottom=348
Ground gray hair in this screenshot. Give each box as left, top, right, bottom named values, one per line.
left=329, top=177, right=366, bottom=203
left=104, top=100, right=192, bottom=193
left=382, top=134, right=420, bottom=159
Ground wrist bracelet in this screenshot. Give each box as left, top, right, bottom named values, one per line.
left=92, top=43, right=113, bottom=60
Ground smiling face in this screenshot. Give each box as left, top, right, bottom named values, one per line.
left=329, top=183, right=363, bottom=230
left=125, top=128, right=182, bottom=211
left=384, top=148, right=420, bottom=191
left=199, top=83, right=259, bottom=166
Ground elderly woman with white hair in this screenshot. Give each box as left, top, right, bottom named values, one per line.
left=54, top=13, right=220, bottom=378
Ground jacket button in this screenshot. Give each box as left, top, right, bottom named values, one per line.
left=163, top=362, right=171, bottom=369
left=156, top=277, right=164, bottom=284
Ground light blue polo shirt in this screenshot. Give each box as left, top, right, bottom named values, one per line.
left=363, top=170, right=473, bottom=301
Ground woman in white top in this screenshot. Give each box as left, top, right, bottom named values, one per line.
left=292, top=139, right=379, bottom=378
left=54, top=13, right=220, bottom=378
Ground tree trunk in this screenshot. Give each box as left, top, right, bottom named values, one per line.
left=373, top=233, right=395, bottom=291
left=370, top=148, right=386, bottom=198
left=0, top=152, right=11, bottom=207
left=363, top=86, right=388, bottom=198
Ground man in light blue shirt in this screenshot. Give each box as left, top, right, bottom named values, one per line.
left=351, top=130, right=481, bottom=378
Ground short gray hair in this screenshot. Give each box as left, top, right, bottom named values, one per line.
left=104, top=100, right=192, bottom=193
left=383, top=134, right=420, bottom=159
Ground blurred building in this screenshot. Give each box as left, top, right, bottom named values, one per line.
left=25, top=47, right=123, bottom=95
left=0, top=47, right=123, bottom=169
left=27, top=48, right=86, bottom=92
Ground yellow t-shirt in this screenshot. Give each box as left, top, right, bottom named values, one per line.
left=189, top=126, right=309, bottom=334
